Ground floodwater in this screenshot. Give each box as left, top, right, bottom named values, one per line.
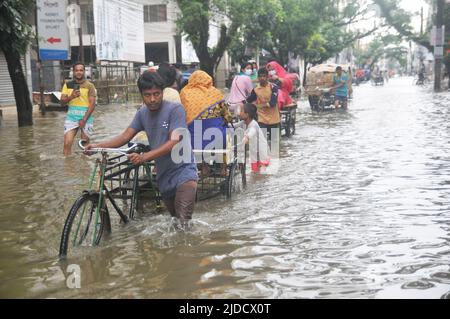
left=0, top=77, right=449, bottom=298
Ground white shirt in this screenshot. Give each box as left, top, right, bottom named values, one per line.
left=245, top=120, right=270, bottom=163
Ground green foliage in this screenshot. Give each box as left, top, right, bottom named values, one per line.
left=0, top=0, right=35, bottom=55
left=228, top=0, right=283, bottom=63
left=372, top=0, right=438, bottom=51
left=175, top=0, right=418, bottom=73
left=373, top=0, right=450, bottom=79
left=354, top=35, right=407, bottom=69
left=177, top=0, right=260, bottom=77
left=266, top=0, right=331, bottom=63
left=230, top=0, right=379, bottom=66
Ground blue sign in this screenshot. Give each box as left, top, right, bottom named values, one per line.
left=39, top=49, right=69, bottom=61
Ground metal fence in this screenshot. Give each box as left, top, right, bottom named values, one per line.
left=33, top=61, right=144, bottom=106
left=91, top=63, right=142, bottom=105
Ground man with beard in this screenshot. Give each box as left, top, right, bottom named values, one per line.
left=61, top=62, right=97, bottom=156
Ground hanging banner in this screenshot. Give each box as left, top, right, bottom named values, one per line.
left=93, top=0, right=145, bottom=62
left=36, top=0, right=70, bottom=60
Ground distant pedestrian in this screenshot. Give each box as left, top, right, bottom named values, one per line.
left=61, top=62, right=97, bottom=156
left=332, top=66, right=348, bottom=109
left=227, top=62, right=254, bottom=117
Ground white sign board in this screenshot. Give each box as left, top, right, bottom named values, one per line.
left=36, top=0, right=70, bottom=60
left=434, top=46, right=444, bottom=58
left=431, top=26, right=446, bottom=46
left=93, top=0, right=145, bottom=62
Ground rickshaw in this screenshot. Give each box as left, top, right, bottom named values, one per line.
left=59, top=132, right=247, bottom=258
left=304, top=63, right=351, bottom=111
left=371, top=73, right=384, bottom=86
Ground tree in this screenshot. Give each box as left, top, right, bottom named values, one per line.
left=307, top=0, right=383, bottom=64
left=266, top=0, right=331, bottom=65
left=0, top=0, right=35, bottom=126
left=354, top=35, right=407, bottom=70
left=232, top=0, right=381, bottom=69
left=373, top=0, right=450, bottom=86
left=372, top=0, right=433, bottom=51
left=176, top=0, right=250, bottom=79
left=228, top=0, right=283, bottom=64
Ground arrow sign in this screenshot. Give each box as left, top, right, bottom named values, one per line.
left=37, top=0, right=69, bottom=60
left=47, top=37, right=62, bottom=44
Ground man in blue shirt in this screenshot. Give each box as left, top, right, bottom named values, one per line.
left=332, top=66, right=348, bottom=109
left=85, top=71, right=198, bottom=229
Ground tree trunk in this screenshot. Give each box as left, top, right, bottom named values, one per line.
left=3, top=48, right=33, bottom=126
left=197, top=53, right=215, bottom=80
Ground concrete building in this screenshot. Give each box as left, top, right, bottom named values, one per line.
left=0, top=0, right=232, bottom=109
left=69, top=0, right=230, bottom=87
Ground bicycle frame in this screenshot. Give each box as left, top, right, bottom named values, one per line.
left=74, top=148, right=160, bottom=247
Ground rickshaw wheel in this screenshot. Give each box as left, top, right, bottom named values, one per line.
left=226, top=162, right=243, bottom=199
left=290, top=110, right=296, bottom=135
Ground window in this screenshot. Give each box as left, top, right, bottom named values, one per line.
left=144, top=4, right=167, bottom=23
left=81, top=4, right=94, bottom=34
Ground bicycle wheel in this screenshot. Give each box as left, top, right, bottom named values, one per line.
left=308, top=96, right=319, bottom=111
left=59, top=192, right=111, bottom=258
left=240, top=162, right=247, bottom=189
left=290, top=110, right=296, bottom=135
left=226, top=162, right=244, bottom=198
left=121, top=166, right=142, bottom=220
left=318, top=99, right=325, bottom=112
left=284, top=113, right=291, bottom=137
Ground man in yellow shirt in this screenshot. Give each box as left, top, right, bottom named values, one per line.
left=60, top=63, right=97, bottom=156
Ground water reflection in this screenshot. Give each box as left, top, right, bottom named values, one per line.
left=0, top=79, right=449, bottom=298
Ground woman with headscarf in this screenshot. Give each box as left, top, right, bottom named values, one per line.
left=226, top=62, right=254, bottom=117
left=180, top=70, right=233, bottom=151
left=266, top=61, right=293, bottom=109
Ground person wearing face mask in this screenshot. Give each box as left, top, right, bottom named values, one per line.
left=266, top=61, right=293, bottom=109
left=226, top=62, right=254, bottom=117
left=249, top=60, right=259, bottom=84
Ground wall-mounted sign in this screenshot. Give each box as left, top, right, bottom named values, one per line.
left=93, top=0, right=145, bottom=62
left=36, top=0, right=70, bottom=60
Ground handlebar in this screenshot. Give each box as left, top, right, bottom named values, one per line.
left=315, top=87, right=331, bottom=93
left=79, top=140, right=150, bottom=155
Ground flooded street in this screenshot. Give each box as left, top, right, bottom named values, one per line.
left=0, top=77, right=449, bottom=298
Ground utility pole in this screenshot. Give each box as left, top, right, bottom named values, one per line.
left=76, top=0, right=84, bottom=63
left=434, top=0, right=445, bottom=92
left=420, top=7, right=424, bottom=36
left=35, top=4, right=46, bottom=115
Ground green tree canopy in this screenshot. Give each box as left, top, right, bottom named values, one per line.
left=176, top=0, right=253, bottom=78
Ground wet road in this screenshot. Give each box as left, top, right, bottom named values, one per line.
left=0, top=77, right=449, bottom=298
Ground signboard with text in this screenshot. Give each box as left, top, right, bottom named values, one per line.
left=430, top=26, right=445, bottom=46
left=93, top=0, right=145, bottom=62
left=36, top=0, right=70, bottom=60
left=434, top=46, right=444, bottom=58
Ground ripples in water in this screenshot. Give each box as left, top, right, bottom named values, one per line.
left=1, top=79, right=450, bottom=298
